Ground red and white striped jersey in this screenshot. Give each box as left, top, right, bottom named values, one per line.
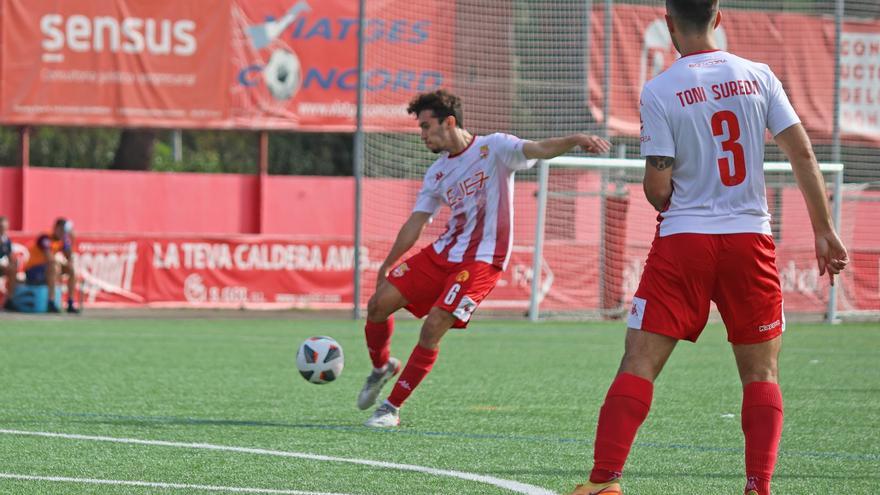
left=413, top=133, right=535, bottom=270
left=640, top=50, right=801, bottom=236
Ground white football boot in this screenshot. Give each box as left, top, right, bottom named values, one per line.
left=364, top=400, right=400, bottom=428
left=356, top=357, right=401, bottom=410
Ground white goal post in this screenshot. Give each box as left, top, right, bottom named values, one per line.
left=528, top=157, right=845, bottom=323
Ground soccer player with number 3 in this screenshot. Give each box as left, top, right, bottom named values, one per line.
left=358, top=89, right=610, bottom=428
left=569, top=2, right=849, bottom=495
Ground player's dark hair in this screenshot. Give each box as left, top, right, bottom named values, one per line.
left=666, top=0, right=719, bottom=32
left=407, top=89, right=464, bottom=128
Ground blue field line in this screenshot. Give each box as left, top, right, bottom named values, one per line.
left=46, top=410, right=879, bottom=463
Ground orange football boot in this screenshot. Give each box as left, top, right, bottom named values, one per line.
left=568, top=480, right=622, bottom=495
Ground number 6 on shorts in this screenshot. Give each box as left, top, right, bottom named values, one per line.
left=443, top=283, right=461, bottom=305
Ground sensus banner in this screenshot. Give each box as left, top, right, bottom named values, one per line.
left=0, top=0, right=232, bottom=128
left=0, top=0, right=453, bottom=131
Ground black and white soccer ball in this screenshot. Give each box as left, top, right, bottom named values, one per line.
left=296, top=336, right=344, bottom=384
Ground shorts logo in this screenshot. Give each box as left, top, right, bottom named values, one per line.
left=391, top=263, right=409, bottom=278
left=758, top=320, right=781, bottom=332
left=455, top=270, right=470, bottom=282
left=479, top=145, right=489, bottom=159
left=452, top=295, right=477, bottom=322
left=627, top=297, right=646, bottom=330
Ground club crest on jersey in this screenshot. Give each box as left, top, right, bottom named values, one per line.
left=479, top=145, right=489, bottom=159
left=391, top=263, right=409, bottom=278
left=435, top=171, right=444, bottom=181
left=455, top=270, right=470, bottom=282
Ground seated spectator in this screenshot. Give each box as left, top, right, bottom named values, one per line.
left=0, top=215, right=18, bottom=310
left=23, top=217, right=79, bottom=314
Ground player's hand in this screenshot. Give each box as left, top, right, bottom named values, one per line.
left=576, top=134, right=612, bottom=154
left=815, top=230, right=848, bottom=286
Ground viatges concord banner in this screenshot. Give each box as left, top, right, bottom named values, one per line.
left=230, top=0, right=452, bottom=131
left=589, top=4, right=880, bottom=144
left=0, top=0, right=452, bottom=131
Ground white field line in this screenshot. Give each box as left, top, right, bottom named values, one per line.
left=0, top=473, right=351, bottom=495
left=0, top=429, right=558, bottom=495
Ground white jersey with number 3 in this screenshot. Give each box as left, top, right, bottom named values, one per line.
left=640, top=50, right=801, bottom=236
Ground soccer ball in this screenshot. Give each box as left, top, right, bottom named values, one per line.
left=296, top=336, right=344, bottom=384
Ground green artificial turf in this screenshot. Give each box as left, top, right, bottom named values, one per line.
left=0, top=317, right=877, bottom=494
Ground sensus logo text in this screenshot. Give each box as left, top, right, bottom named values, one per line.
left=41, top=14, right=197, bottom=62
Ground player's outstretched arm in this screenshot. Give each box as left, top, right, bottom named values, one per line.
left=774, top=123, right=848, bottom=284
left=522, top=134, right=610, bottom=160
left=643, top=155, right=674, bottom=212
left=376, top=211, right=432, bottom=289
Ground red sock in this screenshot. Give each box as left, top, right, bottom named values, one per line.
left=742, top=381, right=783, bottom=495
left=590, top=373, right=654, bottom=484
left=364, top=316, right=394, bottom=369
left=386, top=344, right=438, bottom=408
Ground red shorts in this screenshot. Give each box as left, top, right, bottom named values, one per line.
left=386, top=248, right=503, bottom=329
left=626, top=233, right=784, bottom=345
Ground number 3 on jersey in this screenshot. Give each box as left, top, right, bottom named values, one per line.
left=711, top=110, right=746, bottom=186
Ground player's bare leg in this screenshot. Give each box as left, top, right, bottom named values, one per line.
left=733, top=336, right=782, bottom=495
left=365, top=307, right=455, bottom=427
left=571, top=329, right=678, bottom=495
left=415, top=306, right=455, bottom=350
left=617, top=328, right=679, bottom=380
left=357, top=283, right=408, bottom=410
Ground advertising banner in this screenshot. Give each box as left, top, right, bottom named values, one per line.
left=5, top=233, right=874, bottom=313
left=0, top=0, right=231, bottom=128
left=0, top=0, right=452, bottom=131
left=4, top=234, right=373, bottom=308
left=230, top=0, right=452, bottom=131
left=588, top=4, right=880, bottom=144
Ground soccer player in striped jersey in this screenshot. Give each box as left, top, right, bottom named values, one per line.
left=568, top=2, right=848, bottom=495
left=359, top=89, right=610, bottom=427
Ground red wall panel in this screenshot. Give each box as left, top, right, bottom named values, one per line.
left=23, top=167, right=259, bottom=234
left=263, top=176, right=354, bottom=236
left=0, top=167, right=22, bottom=229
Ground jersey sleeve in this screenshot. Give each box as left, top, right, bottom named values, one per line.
left=639, top=86, right=675, bottom=158
left=412, top=173, right=442, bottom=215
left=494, top=133, right=535, bottom=171
left=766, top=70, right=801, bottom=136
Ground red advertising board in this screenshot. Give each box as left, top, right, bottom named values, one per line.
left=5, top=234, right=370, bottom=308
left=588, top=4, right=880, bottom=144
left=0, top=0, right=232, bottom=128
left=0, top=0, right=452, bottom=131
left=230, top=0, right=453, bottom=131
left=4, top=232, right=876, bottom=313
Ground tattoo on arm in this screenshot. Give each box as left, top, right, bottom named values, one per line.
left=647, top=156, right=674, bottom=170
